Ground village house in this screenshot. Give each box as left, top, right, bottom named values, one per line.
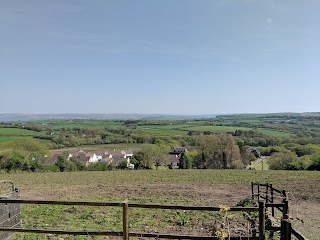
left=170, top=147, right=189, bottom=154
left=158, top=146, right=189, bottom=169
left=167, top=154, right=180, bottom=169
left=105, top=149, right=134, bottom=168
left=50, top=149, right=136, bottom=168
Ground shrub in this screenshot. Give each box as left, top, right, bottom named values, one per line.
left=43, top=164, right=60, bottom=172
left=307, top=153, right=320, bottom=170
left=269, top=151, right=299, bottom=170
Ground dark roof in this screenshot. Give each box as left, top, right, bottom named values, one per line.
left=171, top=147, right=189, bottom=153
left=168, top=154, right=181, bottom=163
left=95, top=150, right=109, bottom=156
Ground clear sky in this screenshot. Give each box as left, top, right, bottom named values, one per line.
left=1, top=0, right=319, bottom=115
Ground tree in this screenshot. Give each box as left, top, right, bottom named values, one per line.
left=194, top=135, right=241, bottom=169
left=0, top=145, right=45, bottom=172
left=294, top=144, right=319, bottom=157
left=269, top=151, right=299, bottom=170
left=117, top=161, right=128, bottom=170
left=132, top=144, right=168, bottom=169
left=69, top=157, right=86, bottom=171
left=55, top=156, right=67, bottom=172
left=179, top=152, right=197, bottom=169
left=307, top=153, right=320, bottom=170
left=2, top=138, right=50, bottom=164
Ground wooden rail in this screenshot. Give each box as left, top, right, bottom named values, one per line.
left=251, top=182, right=288, bottom=217
left=251, top=182, right=308, bottom=240
left=0, top=183, right=308, bottom=240
left=0, top=199, right=264, bottom=240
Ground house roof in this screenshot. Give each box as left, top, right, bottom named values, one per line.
left=111, top=153, right=126, bottom=160
left=171, top=147, right=189, bottom=153
left=85, top=152, right=95, bottom=157
left=168, top=154, right=181, bottom=163
left=95, top=150, right=109, bottom=156
left=77, top=150, right=86, bottom=155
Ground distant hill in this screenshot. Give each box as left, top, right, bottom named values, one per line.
left=2, top=112, right=318, bottom=122
left=216, top=112, right=320, bottom=118
left=0, top=113, right=219, bottom=122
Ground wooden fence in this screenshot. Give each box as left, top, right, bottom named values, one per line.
left=0, top=181, right=21, bottom=239
left=0, top=198, right=268, bottom=240
left=0, top=183, right=309, bottom=240
left=251, top=182, right=288, bottom=217
left=251, top=182, right=307, bottom=240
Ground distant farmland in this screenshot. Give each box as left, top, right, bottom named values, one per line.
left=0, top=127, right=45, bottom=143
left=0, top=127, right=43, bottom=136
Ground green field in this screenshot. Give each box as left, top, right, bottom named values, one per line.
left=258, top=129, right=294, bottom=138
left=251, top=158, right=270, bottom=170
left=125, top=120, right=297, bottom=139
left=0, top=127, right=47, bottom=143
left=50, top=120, right=122, bottom=129
left=0, top=136, right=25, bottom=143
left=137, top=127, right=188, bottom=135
left=183, top=125, right=251, bottom=133
left=0, top=127, right=43, bottom=136
left=0, top=170, right=318, bottom=239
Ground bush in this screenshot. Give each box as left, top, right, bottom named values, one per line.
left=43, top=164, right=60, bottom=172
left=307, top=153, right=320, bottom=170
left=236, top=198, right=257, bottom=207
left=86, top=162, right=108, bottom=171
left=269, top=151, right=299, bottom=170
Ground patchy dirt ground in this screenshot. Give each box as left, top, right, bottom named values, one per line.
left=1, top=170, right=319, bottom=239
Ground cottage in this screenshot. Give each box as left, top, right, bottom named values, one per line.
left=167, top=154, right=180, bottom=169
left=170, top=147, right=189, bottom=154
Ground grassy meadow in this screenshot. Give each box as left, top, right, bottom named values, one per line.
left=1, top=115, right=313, bottom=144
left=0, top=127, right=46, bottom=143
left=0, top=170, right=318, bottom=239
left=0, top=128, right=43, bottom=136
left=48, top=120, right=122, bottom=130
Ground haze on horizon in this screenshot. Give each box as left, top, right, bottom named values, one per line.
left=1, top=0, right=319, bottom=115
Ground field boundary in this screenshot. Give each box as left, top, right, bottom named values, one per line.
left=0, top=183, right=309, bottom=240
left=251, top=182, right=307, bottom=240
left=0, top=198, right=265, bottom=240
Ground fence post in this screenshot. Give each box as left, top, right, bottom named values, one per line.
left=122, top=199, right=129, bottom=240
left=281, top=214, right=291, bottom=240
left=258, top=201, right=265, bottom=240
left=283, top=190, right=287, bottom=201
left=265, top=183, right=269, bottom=203
left=257, top=185, right=260, bottom=201
left=283, top=199, right=289, bottom=217
left=270, top=184, right=274, bottom=217
left=251, top=182, right=254, bottom=200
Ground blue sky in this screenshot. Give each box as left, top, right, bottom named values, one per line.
left=1, top=0, right=319, bottom=115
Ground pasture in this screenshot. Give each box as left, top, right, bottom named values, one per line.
left=137, top=124, right=294, bottom=138
left=0, top=127, right=43, bottom=136
left=48, top=120, right=122, bottom=130
left=1, top=170, right=319, bottom=239
left=0, top=127, right=45, bottom=143
left=0, top=136, right=21, bottom=143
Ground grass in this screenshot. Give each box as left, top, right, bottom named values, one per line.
left=50, top=121, right=121, bottom=130
left=0, top=127, right=43, bottom=136
left=0, top=127, right=46, bottom=143
left=0, top=136, right=23, bottom=143
left=183, top=126, right=251, bottom=133
left=137, top=127, right=188, bottom=135
left=1, top=170, right=319, bottom=239
left=257, top=129, right=294, bottom=138
left=2, top=170, right=318, bottom=200
left=137, top=124, right=198, bottom=135
left=251, top=159, right=270, bottom=170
